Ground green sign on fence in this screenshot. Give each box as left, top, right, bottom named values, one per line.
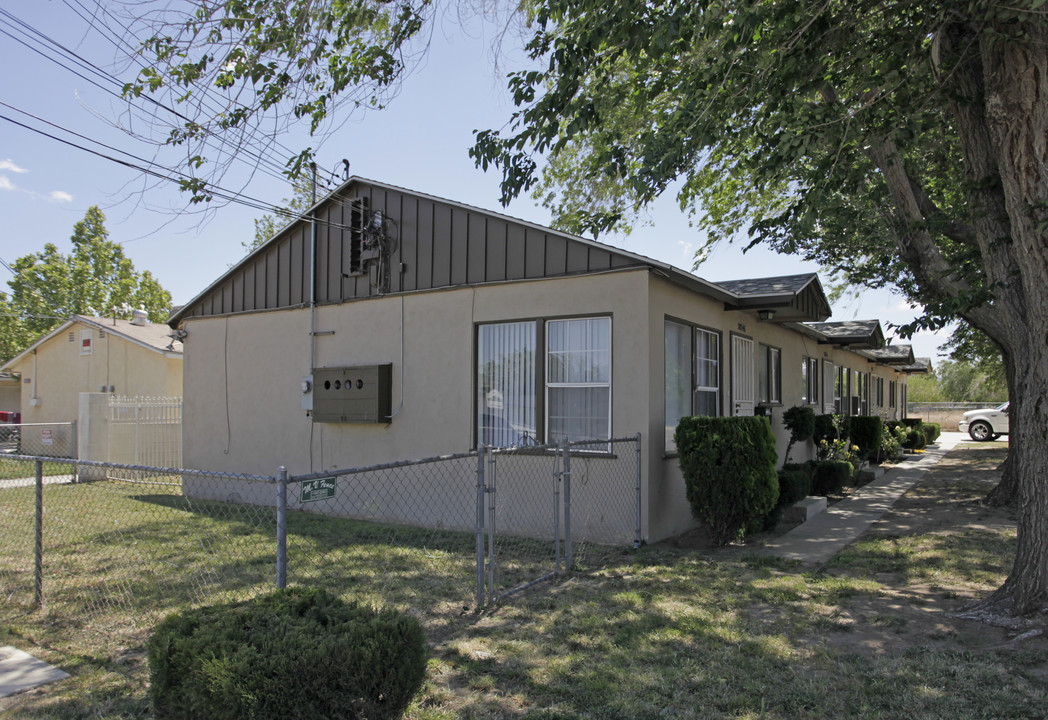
left=301, top=477, right=336, bottom=503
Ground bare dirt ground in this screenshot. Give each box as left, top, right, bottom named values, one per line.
left=663, top=441, right=1048, bottom=661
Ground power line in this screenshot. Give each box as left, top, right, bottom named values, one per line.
left=0, top=106, right=359, bottom=235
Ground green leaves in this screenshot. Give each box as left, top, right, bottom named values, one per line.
left=127, top=0, right=433, bottom=182
left=1, top=207, right=173, bottom=363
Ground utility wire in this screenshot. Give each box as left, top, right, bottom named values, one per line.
left=0, top=107, right=360, bottom=234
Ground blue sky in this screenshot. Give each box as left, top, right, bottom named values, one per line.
left=0, top=2, right=949, bottom=360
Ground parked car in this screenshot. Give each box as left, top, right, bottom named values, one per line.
left=958, top=402, right=1009, bottom=441
left=0, top=410, right=20, bottom=449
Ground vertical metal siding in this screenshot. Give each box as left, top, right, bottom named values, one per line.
left=566, top=241, right=588, bottom=273
left=467, top=214, right=487, bottom=284
left=400, top=194, right=418, bottom=292
left=524, top=228, right=545, bottom=278
left=450, top=206, right=469, bottom=285
left=432, top=204, right=452, bottom=287
left=545, top=234, right=567, bottom=275
left=506, top=224, right=526, bottom=280
left=486, top=219, right=508, bottom=281
left=173, top=181, right=646, bottom=321
left=417, top=200, right=434, bottom=291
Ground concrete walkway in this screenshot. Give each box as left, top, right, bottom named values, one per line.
left=760, top=432, right=966, bottom=566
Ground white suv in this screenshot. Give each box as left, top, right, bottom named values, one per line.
left=958, top=402, right=1009, bottom=441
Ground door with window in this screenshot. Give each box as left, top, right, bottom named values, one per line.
left=732, top=335, right=755, bottom=416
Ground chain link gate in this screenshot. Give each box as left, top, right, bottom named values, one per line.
left=476, top=434, right=641, bottom=605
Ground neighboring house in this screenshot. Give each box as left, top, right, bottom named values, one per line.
left=0, top=371, right=20, bottom=413
left=168, top=177, right=923, bottom=542
left=2, top=311, right=184, bottom=427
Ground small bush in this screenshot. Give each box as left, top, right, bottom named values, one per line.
left=777, top=467, right=813, bottom=506
left=905, top=428, right=927, bottom=450
left=879, top=424, right=903, bottom=462
left=814, top=414, right=838, bottom=444
left=676, top=416, right=779, bottom=545
left=148, top=587, right=428, bottom=720
left=923, top=422, right=941, bottom=444
left=812, top=460, right=852, bottom=495
left=849, top=416, right=883, bottom=457
left=782, top=406, right=816, bottom=464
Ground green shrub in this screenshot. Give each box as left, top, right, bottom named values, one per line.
left=849, top=416, right=883, bottom=457
left=905, top=427, right=927, bottom=450
left=879, top=424, right=903, bottom=462
left=675, top=416, right=779, bottom=545
left=782, top=406, right=816, bottom=464
left=814, top=414, right=837, bottom=444
left=777, top=467, right=813, bottom=506
left=148, top=587, right=428, bottom=720
left=923, top=422, right=941, bottom=444
left=812, top=460, right=852, bottom=495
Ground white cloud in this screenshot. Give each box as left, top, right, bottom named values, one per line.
left=49, top=190, right=73, bottom=203
left=0, top=176, right=15, bottom=191
left=0, top=159, right=27, bottom=174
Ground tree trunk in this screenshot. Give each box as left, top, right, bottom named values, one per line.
left=985, top=349, right=1016, bottom=507
left=976, top=15, right=1048, bottom=615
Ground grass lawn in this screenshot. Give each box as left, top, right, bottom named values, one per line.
left=2, top=443, right=1045, bottom=719
left=0, top=457, right=77, bottom=481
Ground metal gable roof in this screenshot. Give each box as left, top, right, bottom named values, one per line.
left=168, top=177, right=836, bottom=327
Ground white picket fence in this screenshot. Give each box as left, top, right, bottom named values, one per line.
left=107, top=396, right=182, bottom=469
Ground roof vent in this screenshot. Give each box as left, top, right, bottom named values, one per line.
left=130, top=308, right=148, bottom=327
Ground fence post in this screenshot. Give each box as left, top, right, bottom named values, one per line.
left=34, top=459, right=43, bottom=609
left=277, top=467, right=287, bottom=589
left=475, top=448, right=486, bottom=606
left=553, top=449, right=562, bottom=575
left=562, top=439, right=572, bottom=571
left=70, top=420, right=78, bottom=483
left=634, top=432, right=642, bottom=550
left=486, top=448, right=496, bottom=597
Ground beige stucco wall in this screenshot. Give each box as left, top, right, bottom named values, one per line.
left=8, top=322, right=183, bottom=426
left=643, top=275, right=911, bottom=541
left=180, top=268, right=912, bottom=544
left=180, top=270, right=652, bottom=479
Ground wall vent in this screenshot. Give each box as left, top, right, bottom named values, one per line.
left=311, top=364, right=392, bottom=423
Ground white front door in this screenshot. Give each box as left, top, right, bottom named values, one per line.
left=822, top=361, right=836, bottom=415
left=732, top=335, right=755, bottom=416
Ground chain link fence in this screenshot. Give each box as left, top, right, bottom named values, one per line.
left=1, top=434, right=640, bottom=649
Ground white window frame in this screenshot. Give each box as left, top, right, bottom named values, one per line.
left=476, top=320, right=538, bottom=448
left=665, top=320, right=721, bottom=450
left=758, top=344, right=782, bottom=405
left=546, top=316, right=612, bottom=446
left=802, top=357, right=819, bottom=405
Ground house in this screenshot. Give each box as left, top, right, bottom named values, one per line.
left=3, top=311, right=184, bottom=428
left=168, top=177, right=922, bottom=542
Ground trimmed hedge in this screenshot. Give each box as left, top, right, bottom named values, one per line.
left=814, top=414, right=841, bottom=444
left=849, top=416, right=883, bottom=457
left=812, top=460, right=852, bottom=496
left=782, top=406, right=816, bottom=464
left=778, top=466, right=813, bottom=506
left=923, top=422, right=941, bottom=444
left=148, top=587, right=428, bottom=720
left=676, top=416, right=779, bottom=544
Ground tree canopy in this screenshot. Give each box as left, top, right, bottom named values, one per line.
left=1, top=206, right=172, bottom=363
